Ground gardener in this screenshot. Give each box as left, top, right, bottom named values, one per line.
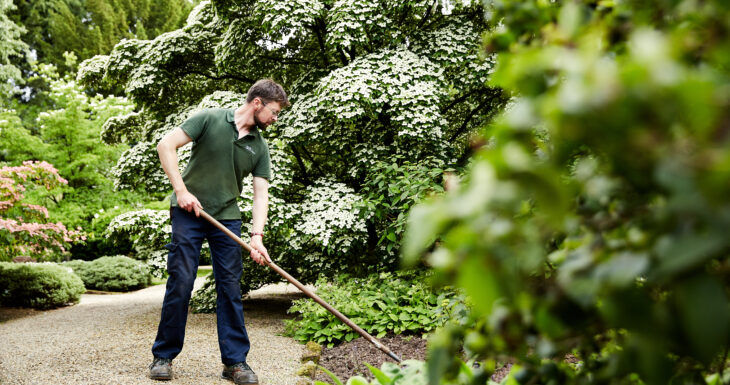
left=149, top=79, right=289, bottom=384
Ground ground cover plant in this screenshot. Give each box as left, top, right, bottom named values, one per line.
left=0, top=262, right=85, bottom=309
left=284, top=271, right=465, bottom=347
left=62, top=256, right=152, bottom=292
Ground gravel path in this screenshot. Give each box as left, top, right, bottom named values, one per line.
left=0, top=278, right=307, bottom=385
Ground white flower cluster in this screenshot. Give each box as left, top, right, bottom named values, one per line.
left=145, top=249, right=168, bottom=279
left=293, top=179, right=367, bottom=251
left=186, top=0, right=215, bottom=27
left=106, top=39, right=151, bottom=81
left=100, top=111, right=141, bottom=144
left=327, top=0, right=391, bottom=50
left=105, top=209, right=172, bottom=277
left=126, top=63, right=163, bottom=98
left=76, top=55, right=110, bottom=86
left=280, top=47, right=450, bottom=169
left=111, top=140, right=170, bottom=192
left=410, top=19, right=497, bottom=92
left=198, top=91, right=247, bottom=109
left=253, top=0, right=324, bottom=40
left=105, top=209, right=170, bottom=238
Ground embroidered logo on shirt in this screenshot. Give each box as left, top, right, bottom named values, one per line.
left=244, top=145, right=256, bottom=155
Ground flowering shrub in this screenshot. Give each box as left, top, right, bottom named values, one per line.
left=80, top=0, right=506, bottom=294
left=0, top=161, right=85, bottom=261
left=104, top=209, right=172, bottom=277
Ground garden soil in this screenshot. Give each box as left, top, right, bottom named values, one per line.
left=0, top=278, right=308, bottom=384
left=314, top=335, right=513, bottom=383
left=315, top=335, right=428, bottom=382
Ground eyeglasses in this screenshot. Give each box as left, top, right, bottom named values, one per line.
left=260, top=100, right=280, bottom=117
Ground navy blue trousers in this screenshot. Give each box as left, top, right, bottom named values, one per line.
left=152, top=207, right=250, bottom=365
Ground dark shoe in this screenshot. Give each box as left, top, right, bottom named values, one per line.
left=222, top=362, right=259, bottom=385
left=149, top=357, right=173, bottom=380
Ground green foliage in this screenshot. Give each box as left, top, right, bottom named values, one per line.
left=0, top=262, right=85, bottom=309
left=404, top=0, right=730, bottom=384
left=63, top=256, right=151, bottom=292
left=358, top=156, right=451, bottom=259
left=0, top=61, right=149, bottom=260
left=284, top=271, right=460, bottom=347
left=8, top=0, right=194, bottom=75
left=0, top=0, right=28, bottom=99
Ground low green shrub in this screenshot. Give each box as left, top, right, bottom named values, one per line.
left=64, top=256, right=151, bottom=291
left=0, top=262, right=85, bottom=309
left=285, top=271, right=463, bottom=347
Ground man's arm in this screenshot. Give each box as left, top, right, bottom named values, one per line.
left=249, top=176, right=271, bottom=265
left=157, top=127, right=202, bottom=216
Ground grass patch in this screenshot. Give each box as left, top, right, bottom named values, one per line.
left=151, top=267, right=212, bottom=286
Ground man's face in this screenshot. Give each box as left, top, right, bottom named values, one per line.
left=254, top=99, right=282, bottom=130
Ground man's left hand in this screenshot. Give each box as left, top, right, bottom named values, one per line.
left=249, top=235, right=271, bottom=266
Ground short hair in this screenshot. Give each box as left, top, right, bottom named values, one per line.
left=246, top=79, right=290, bottom=108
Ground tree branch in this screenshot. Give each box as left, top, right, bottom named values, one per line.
left=313, top=19, right=331, bottom=67
left=416, top=2, right=434, bottom=30
left=448, top=93, right=498, bottom=142
left=299, top=144, right=327, bottom=177
left=290, top=146, right=312, bottom=185
left=441, top=88, right=487, bottom=113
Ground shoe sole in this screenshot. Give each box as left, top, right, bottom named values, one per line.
left=221, top=373, right=258, bottom=385
left=149, top=374, right=173, bottom=381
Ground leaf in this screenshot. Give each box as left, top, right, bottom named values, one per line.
left=402, top=202, right=448, bottom=266
left=457, top=256, right=501, bottom=316
left=345, top=376, right=370, bottom=385
left=675, top=275, right=730, bottom=364
left=654, top=232, right=728, bottom=281
left=365, top=363, right=391, bottom=385
left=318, top=366, right=345, bottom=385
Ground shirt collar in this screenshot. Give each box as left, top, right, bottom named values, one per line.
left=228, top=109, right=260, bottom=138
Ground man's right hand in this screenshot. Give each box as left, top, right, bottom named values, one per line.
left=177, top=190, right=203, bottom=217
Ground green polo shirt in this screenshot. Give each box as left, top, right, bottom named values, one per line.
left=170, top=108, right=271, bottom=220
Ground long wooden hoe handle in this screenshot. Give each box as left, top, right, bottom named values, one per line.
left=198, top=210, right=403, bottom=363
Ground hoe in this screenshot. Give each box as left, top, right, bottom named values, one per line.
left=199, top=210, right=403, bottom=363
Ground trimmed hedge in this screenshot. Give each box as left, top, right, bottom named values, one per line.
left=64, top=256, right=151, bottom=292
left=0, top=262, right=85, bottom=309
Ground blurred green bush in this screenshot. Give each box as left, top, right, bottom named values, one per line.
left=403, top=1, right=730, bottom=384
left=0, top=262, right=85, bottom=309
left=64, top=256, right=151, bottom=292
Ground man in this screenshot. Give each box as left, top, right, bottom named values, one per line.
left=149, top=79, right=289, bottom=384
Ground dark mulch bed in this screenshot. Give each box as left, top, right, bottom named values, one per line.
left=313, top=334, right=518, bottom=383
left=315, top=334, right=427, bottom=382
